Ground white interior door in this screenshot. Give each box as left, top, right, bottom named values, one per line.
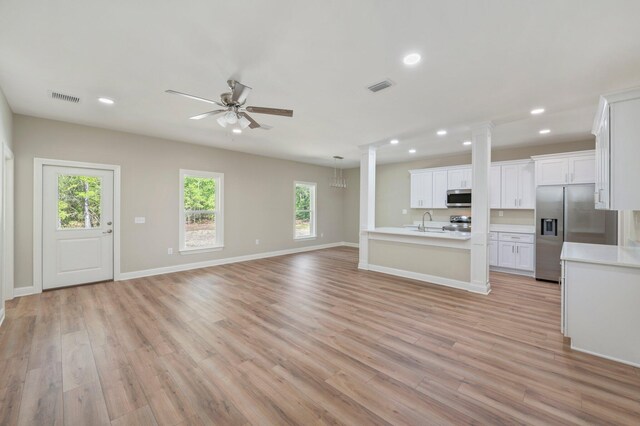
left=43, top=165, right=114, bottom=289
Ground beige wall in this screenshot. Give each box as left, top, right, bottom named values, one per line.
left=369, top=240, right=471, bottom=282
left=343, top=167, right=360, bottom=243
left=13, top=115, right=348, bottom=288
left=344, top=140, right=596, bottom=231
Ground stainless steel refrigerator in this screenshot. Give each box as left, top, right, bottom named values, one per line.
left=535, top=184, right=617, bottom=282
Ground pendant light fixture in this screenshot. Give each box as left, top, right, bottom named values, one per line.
left=330, top=156, right=347, bottom=189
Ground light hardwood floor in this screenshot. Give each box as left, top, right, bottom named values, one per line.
left=1, top=247, right=639, bottom=425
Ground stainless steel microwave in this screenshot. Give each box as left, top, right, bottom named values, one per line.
left=446, top=189, right=471, bottom=208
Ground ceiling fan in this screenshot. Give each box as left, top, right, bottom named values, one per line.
left=166, top=80, right=293, bottom=130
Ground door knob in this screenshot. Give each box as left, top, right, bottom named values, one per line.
left=103, top=229, right=113, bottom=234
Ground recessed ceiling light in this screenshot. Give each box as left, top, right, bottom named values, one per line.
left=232, top=128, right=242, bottom=134
left=390, top=139, right=399, bottom=145
left=437, top=129, right=447, bottom=136
left=463, top=140, right=472, bottom=146
left=531, top=108, right=545, bottom=115
left=98, top=97, right=114, bottom=105
left=409, top=149, right=416, bottom=154
left=403, top=53, right=421, bottom=66
left=539, top=129, right=551, bottom=134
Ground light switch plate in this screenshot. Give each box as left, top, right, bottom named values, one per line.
left=135, top=217, right=146, bottom=224
left=402, top=209, right=408, bottom=215
left=498, top=211, right=504, bottom=217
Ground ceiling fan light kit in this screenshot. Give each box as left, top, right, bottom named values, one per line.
left=166, top=80, right=293, bottom=131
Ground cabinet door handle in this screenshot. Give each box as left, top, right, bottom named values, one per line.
left=516, top=246, right=519, bottom=254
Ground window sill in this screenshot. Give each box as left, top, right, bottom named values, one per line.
left=179, top=245, right=224, bottom=255
left=294, top=236, right=317, bottom=242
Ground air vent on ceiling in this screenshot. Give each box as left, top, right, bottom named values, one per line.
left=50, top=91, right=80, bottom=103
left=367, top=79, right=394, bottom=93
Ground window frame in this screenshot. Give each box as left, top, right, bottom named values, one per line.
left=179, top=169, right=224, bottom=254
left=293, top=181, right=317, bottom=240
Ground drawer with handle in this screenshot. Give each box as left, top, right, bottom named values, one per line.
left=498, top=232, right=534, bottom=243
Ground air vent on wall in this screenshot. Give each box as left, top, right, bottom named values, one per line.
left=50, top=91, right=80, bottom=103
left=367, top=79, right=394, bottom=93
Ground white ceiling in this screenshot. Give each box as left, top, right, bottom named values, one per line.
left=1, top=0, right=640, bottom=167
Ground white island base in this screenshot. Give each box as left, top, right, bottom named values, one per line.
left=360, top=227, right=487, bottom=294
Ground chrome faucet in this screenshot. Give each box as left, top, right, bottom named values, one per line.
left=418, top=211, right=433, bottom=231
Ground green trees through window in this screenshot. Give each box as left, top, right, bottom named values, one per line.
left=183, top=175, right=217, bottom=248
left=57, top=175, right=102, bottom=229
left=295, top=182, right=315, bottom=238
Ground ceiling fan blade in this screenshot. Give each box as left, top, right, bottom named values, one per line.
left=189, top=109, right=226, bottom=120
left=245, top=106, right=293, bottom=117
left=239, top=112, right=260, bottom=129
left=166, top=90, right=225, bottom=107
left=230, top=81, right=252, bottom=104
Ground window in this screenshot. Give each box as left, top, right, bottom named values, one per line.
left=294, top=181, right=316, bottom=239
left=179, top=170, right=223, bottom=253
left=57, top=174, right=102, bottom=229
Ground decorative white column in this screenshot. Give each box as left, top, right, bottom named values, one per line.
left=358, top=146, right=376, bottom=269
left=470, top=122, right=494, bottom=294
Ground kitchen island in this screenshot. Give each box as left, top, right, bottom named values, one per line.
left=561, top=242, right=640, bottom=367
left=361, top=227, right=478, bottom=293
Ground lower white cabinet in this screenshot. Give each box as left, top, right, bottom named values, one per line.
left=489, top=241, right=499, bottom=267
left=514, top=243, right=534, bottom=271
left=492, top=232, right=534, bottom=273
left=498, top=242, right=517, bottom=268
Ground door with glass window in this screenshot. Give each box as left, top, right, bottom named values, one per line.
left=43, top=166, right=114, bottom=289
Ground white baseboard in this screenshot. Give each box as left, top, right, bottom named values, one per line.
left=13, top=242, right=358, bottom=297
left=342, top=242, right=360, bottom=248
left=0, top=307, right=5, bottom=328
left=13, top=285, right=37, bottom=297
left=490, top=266, right=534, bottom=277
left=570, top=343, right=640, bottom=369
left=118, top=242, right=354, bottom=281
left=367, top=264, right=485, bottom=294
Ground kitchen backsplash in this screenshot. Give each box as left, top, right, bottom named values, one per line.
left=404, top=208, right=534, bottom=226
left=490, top=209, right=535, bottom=225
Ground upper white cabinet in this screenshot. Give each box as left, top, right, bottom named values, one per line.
left=592, top=88, right=640, bottom=210
left=447, top=167, right=472, bottom=190
left=410, top=171, right=433, bottom=208
left=569, top=156, right=596, bottom=184
left=432, top=170, right=448, bottom=208
left=489, top=166, right=501, bottom=209
left=499, top=161, right=535, bottom=209
left=410, top=161, right=534, bottom=210
left=533, top=151, right=595, bottom=186
left=535, top=157, right=569, bottom=186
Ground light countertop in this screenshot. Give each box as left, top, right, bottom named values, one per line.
left=370, top=227, right=472, bottom=240
left=561, top=242, right=640, bottom=269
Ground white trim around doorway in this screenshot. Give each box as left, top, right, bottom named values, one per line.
left=3, top=142, right=14, bottom=301
left=33, top=158, right=121, bottom=294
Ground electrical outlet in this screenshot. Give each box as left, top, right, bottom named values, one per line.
left=255, top=239, right=260, bottom=245
left=499, top=211, right=504, bottom=217
left=167, top=248, right=173, bottom=255
left=402, top=209, right=408, bottom=215
left=135, top=217, right=146, bottom=224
